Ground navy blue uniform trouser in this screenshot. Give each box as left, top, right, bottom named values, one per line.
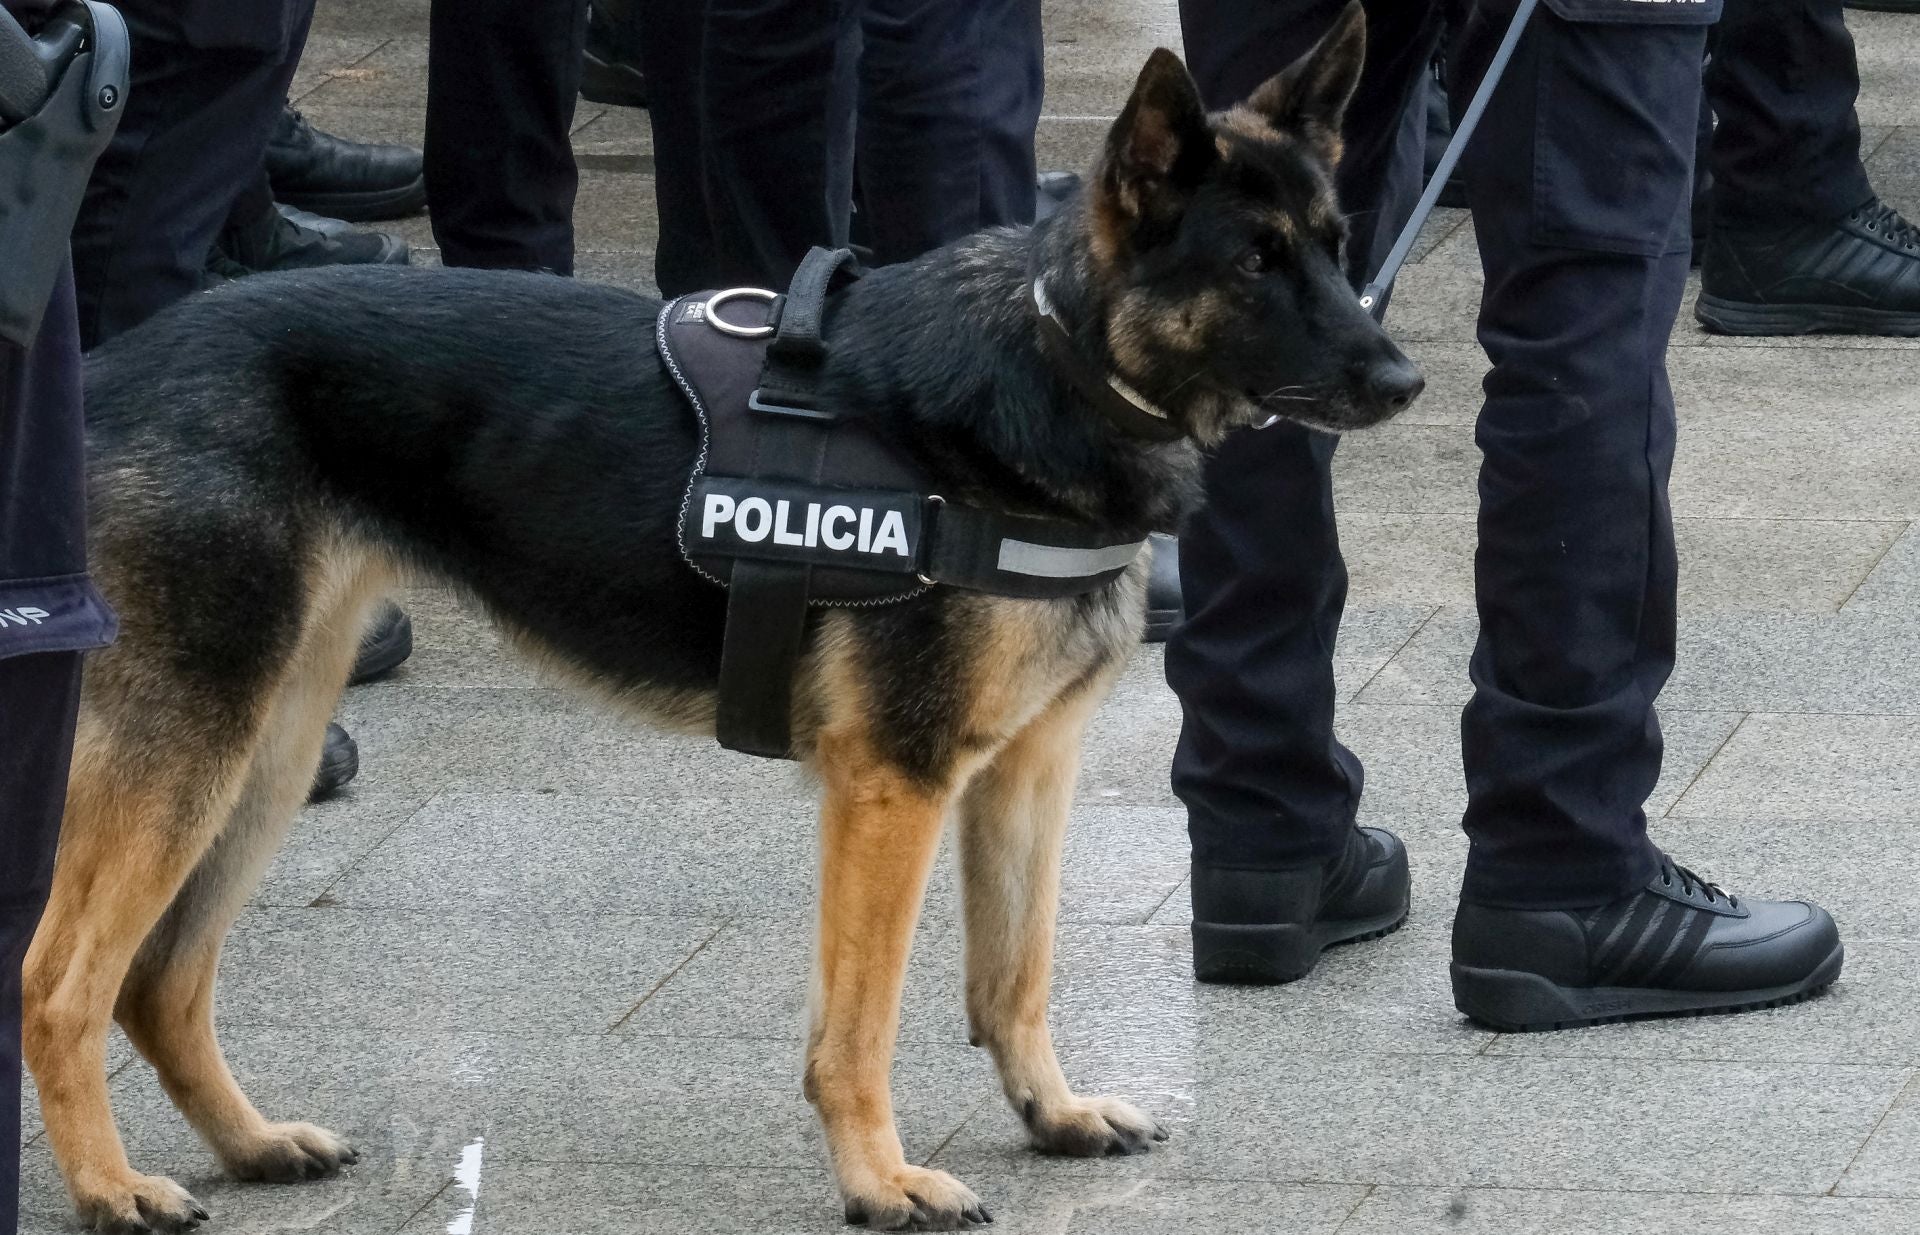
left=640, top=0, right=1043, bottom=295
left=1705, top=0, right=1872, bottom=227
left=1, top=266, right=108, bottom=1235
left=426, top=0, right=589, bottom=272
left=68, top=0, right=313, bottom=349
left=1170, top=0, right=1709, bottom=909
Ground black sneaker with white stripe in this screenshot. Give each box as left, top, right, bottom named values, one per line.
left=1451, top=855, right=1843, bottom=1031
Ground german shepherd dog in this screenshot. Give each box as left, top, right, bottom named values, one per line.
left=27, top=10, right=1421, bottom=1232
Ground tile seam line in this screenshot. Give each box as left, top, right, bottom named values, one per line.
left=290, top=36, right=393, bottom=106
left=1350, top=604, right=1442, bottom=701
left=1660, top=711, right=1748, bottom=820
left=1835, top=516, right=1913, bottom=611
left=393, top=1176, right=456, bottom=1235
left=1826, top=1066, right=1919, bottom=1196
left=306, top=785, right=454, bottom=905
left=605, top=918, right=731, bottom=1031
left=1329, top=1181, right=1378, bottom=1234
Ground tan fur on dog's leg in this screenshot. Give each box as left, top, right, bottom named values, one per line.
left=24, top=723, right=250, bottom=1234
left=805, top=729, right=987, bottom=1232
left=957, top=684, right=1166, bottom=1158
left=116, top=599, right=374, bottom=1185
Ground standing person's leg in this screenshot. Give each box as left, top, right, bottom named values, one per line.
left=69, top=0, right=315, bottom=348
left=1446, top=0, right=1841, bottom=1028
left=1169, top=0, right=1436, bottom=984
left=0, top=266, right=116, bottom=1235
left=425, top=0, right=589, bottom=272
left=698, top=0, right=863, bottom=288
left=637, top=0, right=715, bottom=297
left=853, top=0, right=1042, bottom=265
left=1705, top=0, right=1869, bottom=229
left=1695, top=0, right=1919, bottom=336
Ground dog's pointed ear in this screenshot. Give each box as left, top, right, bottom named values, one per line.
left=1092, top=49, right=1216, bottom=246
left=1246, top=1, right=1366, bottom=164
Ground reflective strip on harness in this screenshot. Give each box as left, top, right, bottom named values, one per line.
left=997, top=537, right=1146, bottom=580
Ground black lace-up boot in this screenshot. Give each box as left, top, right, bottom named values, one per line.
left=1697, top=198, right=1920, bottom=336
left=1452, top=855, right=1843, bottom=1031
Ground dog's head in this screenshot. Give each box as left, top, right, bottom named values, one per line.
left=1080, top=4, right=1423, bottom=441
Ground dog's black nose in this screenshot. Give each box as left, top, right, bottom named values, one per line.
left=1363, top=356, right=1425, bottom=411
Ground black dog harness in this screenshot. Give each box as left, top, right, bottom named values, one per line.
left=657, top=247, right=1152, bottom=759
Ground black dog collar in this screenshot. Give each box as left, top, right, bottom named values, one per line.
left=1030, top=278, right=1187, bottom=444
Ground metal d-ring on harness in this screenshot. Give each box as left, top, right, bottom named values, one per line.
left=1357, top=0, right=1540, bottom=320
left=658, top=247, right=1153, bottom=760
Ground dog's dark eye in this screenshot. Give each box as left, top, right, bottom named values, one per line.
left=1237, top=249, right=1268, bottom=276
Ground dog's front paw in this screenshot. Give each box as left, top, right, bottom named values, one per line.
left=221, top=1121, right=359, bottom=1183
left=1022, top=1094, right=1167, bottom=1158
left=842, top=1164, right=991, bottom=1231
left=73, top=1170, right=208, bottom=1234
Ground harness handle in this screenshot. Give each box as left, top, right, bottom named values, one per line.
left=766, top=247, right=863, bottom=368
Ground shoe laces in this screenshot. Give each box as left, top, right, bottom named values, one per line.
left=1850, top=199, right=1920, bottom=253
left=1658, top=856, right=1737, bottom=909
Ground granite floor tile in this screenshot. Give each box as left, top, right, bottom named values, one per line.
left=1852, top=16, right=1920, bottom=126
left=1833, top=1073, right=1920, bottom=1197
left=214, top=907, right=721, bottom=1034
left=934, top=1054, right=1908, bottom=1196
left=1340, top=1187, right=1920, bottom=1235
left=397, top=1163, right=1367, bottom=1235
left=1670, top=713, right=1920, bottom=822
left=383, top=586, right=541, bottom=690
left=331, top=790, right=1186, bottom=925
left=625, top=916, right=1486, bottom=1069
left=1656, top=817, right=1920, bottom=942
left=253, top=777, right=446, bottom=907
left=1845, top=522, right=1920, bottom=615
left=336, top=685, right=811, bottom=800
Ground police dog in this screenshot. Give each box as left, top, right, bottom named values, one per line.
left=28, top=11, right=1420, bottom=1232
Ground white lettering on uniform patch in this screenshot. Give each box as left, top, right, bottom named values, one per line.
left=870, top=510, right=910, bottom=557
left=736, top=497, right=773, bottom=542
left=0, top=607, right=50, bottom=626
left=821, top=506, right=856, bottom=550
left=773, top=500, right=806, bottom=546
left=702, top=493, right=736, bottom=538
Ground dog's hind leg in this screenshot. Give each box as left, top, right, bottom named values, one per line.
left=24, top=713, right=258, bottom=1234
left=955, top=682, right=1166, bottom=1159
left=115, top=585, right=380, bottom=1187
left=804, top=727, right=989, bottom=1232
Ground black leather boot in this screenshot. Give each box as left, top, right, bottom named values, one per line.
left=266, top=105, right=426, bottom=222
left=581, top=0, right=647, bottom=108
left=1192, top=826, right=1410, bottom=984
left=351, top=602, right=414, bottom=684
left=1452, top=854, right=1843, bottom=1031
left=310, top=722, right=359, bottom=801
left=1696, top=198, right=1920, bottom=336
left=213, top=199, right=409, bottom=274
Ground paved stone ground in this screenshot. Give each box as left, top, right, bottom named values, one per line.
left=18, top=4, right=1920, bottom=1234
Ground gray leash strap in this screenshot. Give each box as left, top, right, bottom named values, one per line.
left=1357, top=0, right=1541, bottom=321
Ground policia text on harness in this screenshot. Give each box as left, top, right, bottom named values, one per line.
left=657, top=247, right=1152, bottom=760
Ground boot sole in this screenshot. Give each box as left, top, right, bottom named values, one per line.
left=275, top=177, right=428, bottom=225
left=1451, top=942, right=1845, bottom=1032
left=1194, top=905, right=1409, bottom=986
left=1695, top=294, right=1920, bottom=338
